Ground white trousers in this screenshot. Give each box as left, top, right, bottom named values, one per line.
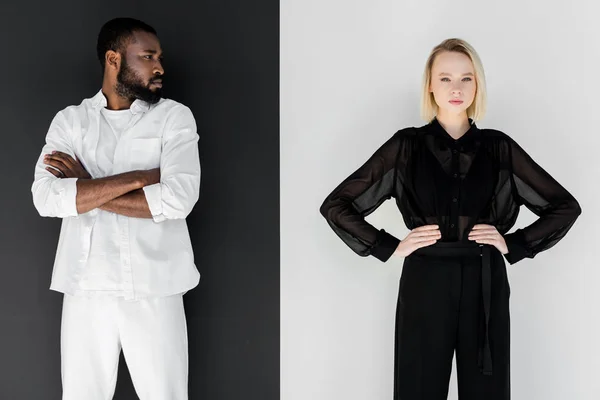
left=60, top=293, right=188, bottom=400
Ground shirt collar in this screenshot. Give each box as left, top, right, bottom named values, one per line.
left=90, top=89, right=152, bottom=115
left=429, top=116, right=480, bottom=143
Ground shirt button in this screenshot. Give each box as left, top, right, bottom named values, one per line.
left=450, top=223, right=455, bottom=228
left=453, top=173, right=458, bottom=178
left=453, top=149, right=458, bottom=154
left=452, top=197, right=457, bottom=202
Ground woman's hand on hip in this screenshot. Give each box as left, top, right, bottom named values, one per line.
left=468, top=224, right=508, bottom=255
left=394, top=225, right=441, bottom=258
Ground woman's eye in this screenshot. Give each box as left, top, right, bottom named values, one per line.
left=441, top=78, right=450, bottom=82
left=462, top=77, right=472, bottom=82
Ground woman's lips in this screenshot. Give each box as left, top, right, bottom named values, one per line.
left=449, top=99, right=463, bottom=105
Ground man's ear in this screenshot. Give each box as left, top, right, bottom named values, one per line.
left=105, top=50, right=121, bottom=72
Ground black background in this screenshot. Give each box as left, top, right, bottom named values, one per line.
left=0, top=1, right=279, bottom=399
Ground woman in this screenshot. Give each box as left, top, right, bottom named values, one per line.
left=319, top=38, right=581, bottom=400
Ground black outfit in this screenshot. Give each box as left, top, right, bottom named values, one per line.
left=319, top=118, right=581, bottom=400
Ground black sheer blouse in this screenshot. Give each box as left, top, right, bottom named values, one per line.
left=320, top=118, right=582, bottom=264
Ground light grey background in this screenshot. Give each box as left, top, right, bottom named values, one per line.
left=281, top=1, right=599, bottom=399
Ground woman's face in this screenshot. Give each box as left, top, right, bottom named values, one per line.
left=429, top=51, right=477, bottom=118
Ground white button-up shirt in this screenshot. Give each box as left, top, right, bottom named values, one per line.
left=31, top=90, right=201, bottom=300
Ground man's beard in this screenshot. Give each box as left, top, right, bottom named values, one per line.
left=115, top=58, right=162, bottom=104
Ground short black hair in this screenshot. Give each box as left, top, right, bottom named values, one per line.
left=96, top=17, right=157, bottom=72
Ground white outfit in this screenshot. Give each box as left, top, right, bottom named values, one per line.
left=61, top=293, right=188, bottom=400
left=31, top=90, right=201, bottom=399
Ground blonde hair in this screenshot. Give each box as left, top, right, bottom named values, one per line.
left=420, top=38, right=487, bottom=122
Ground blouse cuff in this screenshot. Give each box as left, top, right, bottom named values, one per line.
left=502, top=229, right=530, bottom=265
left=370, top=229, right=401, bottom=262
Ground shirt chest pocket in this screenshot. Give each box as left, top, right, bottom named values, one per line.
left=129, top=137, right=162, bottom=170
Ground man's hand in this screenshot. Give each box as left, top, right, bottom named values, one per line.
left=468, top=224, right=509, bottom=255
left=44, top=151, right=91, bottom=179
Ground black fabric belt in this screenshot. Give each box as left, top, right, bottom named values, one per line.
left=410, top=241, right=494, bottom=376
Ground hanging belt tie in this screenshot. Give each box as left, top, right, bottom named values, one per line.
left=478, top=243, right=493, bottom=376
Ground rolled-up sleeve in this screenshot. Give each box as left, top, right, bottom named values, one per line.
left=31, top=111, right=79, bottom=218
left=143, top=105, right=201, bottom=223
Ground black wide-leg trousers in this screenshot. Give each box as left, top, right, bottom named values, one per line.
left=393, top=242, right=511, bottom=400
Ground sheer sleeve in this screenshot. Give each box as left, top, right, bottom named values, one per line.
left=502, top=136, right=582, bottom=264
left=319, top=131, right=404, bottom=262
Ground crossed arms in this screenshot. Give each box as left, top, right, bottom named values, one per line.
left=31, top=106, right=201, bottom=221
left=42, top=151, right=159, bottom=218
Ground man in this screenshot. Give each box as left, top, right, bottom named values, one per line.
left=31, top=17, right=200, bottom=400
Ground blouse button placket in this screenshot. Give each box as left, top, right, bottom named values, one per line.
left=450, top=143, right=461, bottom=239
